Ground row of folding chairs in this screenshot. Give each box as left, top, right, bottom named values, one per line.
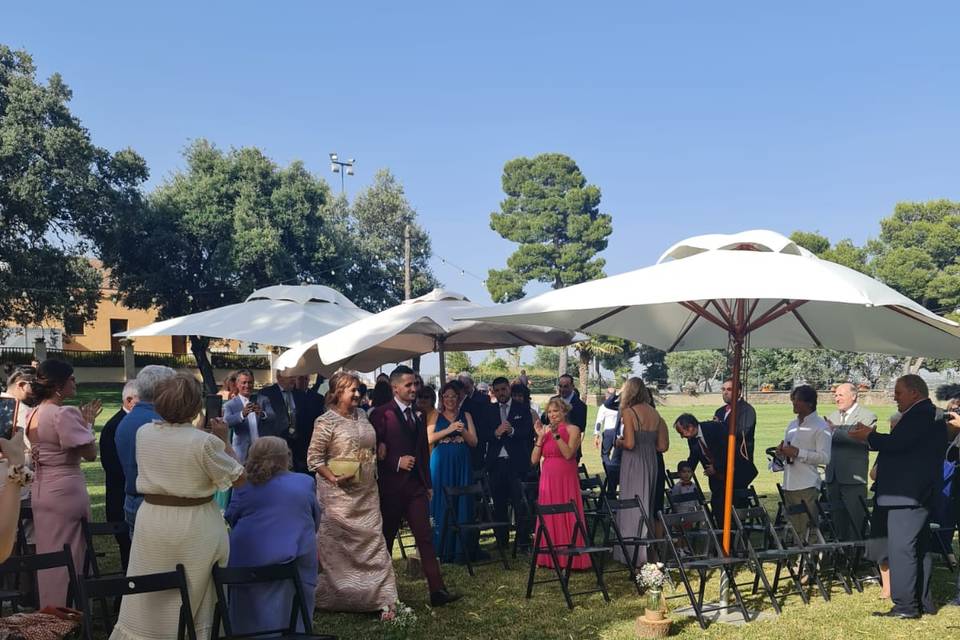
left=0, top=540, right=336, bottom=639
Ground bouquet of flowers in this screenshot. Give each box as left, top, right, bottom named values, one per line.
left=381, top=601, right=418, bottom=640
left=636, top=562, right=666, bottom=591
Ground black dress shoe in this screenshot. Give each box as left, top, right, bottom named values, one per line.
left=872, top=610, right=921, bottom=619
left=430, top=589, right=463, bottom=607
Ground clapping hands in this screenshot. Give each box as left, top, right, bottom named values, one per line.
left=847, top=422, right=875, bottom=442
left=81, top=399, right=102, bottom=426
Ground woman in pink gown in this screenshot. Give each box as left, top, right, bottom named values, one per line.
left=531, top=397, right=591, bottom=570
left=26, top=360, right=101, bottom=607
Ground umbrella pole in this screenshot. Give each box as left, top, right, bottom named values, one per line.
left=721, top=333, right=744, bottom=555
left=438, top=340, right=446, bottom=385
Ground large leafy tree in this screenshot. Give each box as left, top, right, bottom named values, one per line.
left=665, top=350, right=727, bottom=393
left=349, top=169, right=437, bottom=311
left=96, top=140, right=355, bottom=389
left=0, top=45, right=148, bottom=336
left=486, top=153, right=612, bottom=373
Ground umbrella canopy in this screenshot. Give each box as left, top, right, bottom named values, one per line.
left=275, top=288, right=581, bottom=376
left=457, top=229, right=960, bottom=552
left=456, top=230, right=960, bottom=358
left=117, top=284, right=371, bottom=348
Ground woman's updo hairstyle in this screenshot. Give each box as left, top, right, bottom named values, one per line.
left=32, top=359, right=74, bottom=402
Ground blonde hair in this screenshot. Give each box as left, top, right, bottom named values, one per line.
left=546, top=396, right=571, bottom=418
left=244, top=436, right=291, bottom=485
left=153, top=372, right=202, bottom=424
left=325, top=371, right=361, bottom=408
left=619, top=376, right=648, bottom=409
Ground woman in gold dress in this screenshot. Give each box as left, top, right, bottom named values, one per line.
left=307, top=372, right=398, bottom=618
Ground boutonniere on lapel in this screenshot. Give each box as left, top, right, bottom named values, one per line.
left=511, top=414, right=523, bottom=421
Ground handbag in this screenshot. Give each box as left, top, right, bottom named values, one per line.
left=327, top=458, right=361, bottom=480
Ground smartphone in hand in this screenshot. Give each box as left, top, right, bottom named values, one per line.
left=0, top=397, right=19, bottom=440
left=204, top=394, right=223, bottom=428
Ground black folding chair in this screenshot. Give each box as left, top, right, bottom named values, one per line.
left=600, top=495, right=670, bottom=593
left=80, top=564, right=195, bottom=640
left=659, top=508, right=753, bottom=629
left=439, top=483, right=510, bottom=576
left=773, top=499, right=847, bottom=600
left=579, top=476, right=605, bottom=540
left=0, top=544, right=78, bottom=616
left=512, top=480, right=540, bottom=558
left=81, top=518, right=128, bottom=578
left=578, top=463, right=591, bottom=481
left=526, top=501, right=612, bottom=610
left=211, top=561, right=336, bottom=639
left=730, top=506, right=810, bottom=612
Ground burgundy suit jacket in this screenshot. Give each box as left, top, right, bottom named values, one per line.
left=369, top=399, right=432, bottom=498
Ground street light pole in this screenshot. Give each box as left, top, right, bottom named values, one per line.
left=329, top=153, right=355, bottom=195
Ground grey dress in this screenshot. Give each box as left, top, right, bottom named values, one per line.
left=614, top=417, right=659, bottom=566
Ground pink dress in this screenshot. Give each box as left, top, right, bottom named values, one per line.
left=27, top=404, right=94, bottom=607
left=536, top=423, right=591, bottom=570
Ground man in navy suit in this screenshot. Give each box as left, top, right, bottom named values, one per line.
left=675, top=413, right=757, bottom=522
left=850, top=374, right=946, bottom=619
left=369, top=365, right=460, bottom=607
left=484, top=376, right=536, bottom=548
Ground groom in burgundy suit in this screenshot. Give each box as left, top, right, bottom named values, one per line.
left=370, top=365, right=461, bottom=607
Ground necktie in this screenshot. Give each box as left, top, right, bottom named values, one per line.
left=500, top=403, right=508, bottom=422
left=698, top=437, right=714, bottom=465
left=839, top=411, right=847, bottom=425
left=404, top=407, right=415, bottom=430
left=283, top=390, right=295, bottom=435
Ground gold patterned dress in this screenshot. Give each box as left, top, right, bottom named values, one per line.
left=307, top=409, right=398, bottom=612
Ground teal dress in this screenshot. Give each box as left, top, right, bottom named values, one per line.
left=429, top=412, right=475, bottom=562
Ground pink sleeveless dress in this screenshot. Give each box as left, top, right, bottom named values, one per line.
left=536, top=423, right=591, bottom=570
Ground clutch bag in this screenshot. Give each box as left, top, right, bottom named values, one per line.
left=327, top=458, right=361, bottom=479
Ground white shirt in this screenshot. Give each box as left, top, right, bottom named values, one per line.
left=594, top=405, right=619, bottom=435
left=836, top=402, right=859, bottom=425
left=238, top=394, right=260, bottom=443
left=782, top=413, right=832, bottom=491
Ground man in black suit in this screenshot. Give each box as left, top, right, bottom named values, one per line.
left=542, top=374, right=587, bottom=461
left=99, top=380, right=138, bottom=571
left=484, top=376, right=536, bottom=548
left=675, top=413, right=757, bottom=522
left=714, top=378, right=758, bottom=463
left=260, top=371, right=323, bottom=474
left=850, top=374, right=946, bottom=619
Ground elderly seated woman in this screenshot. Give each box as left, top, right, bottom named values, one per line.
left=225, top=436, right=321, bottom=634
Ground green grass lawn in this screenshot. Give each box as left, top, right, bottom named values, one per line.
left=71, top=387, right=960, bottom=639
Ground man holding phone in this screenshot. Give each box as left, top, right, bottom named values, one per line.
left=224, top=369, right=277, bottom=463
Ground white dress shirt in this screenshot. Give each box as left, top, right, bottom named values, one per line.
left=594, top=404, right=619, bottom=435
left=782, top=413, right=832, bottom=491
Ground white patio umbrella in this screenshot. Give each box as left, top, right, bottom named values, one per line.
left=275, top=288, right=582, bottom=378
left=117, top=284, right=371, bottom=348
left=456, top=229, right=960, bottom=551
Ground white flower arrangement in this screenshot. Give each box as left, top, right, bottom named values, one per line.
left=635, top=562, right=666, bottom=590
left=381, top=601, right=418, bottom=639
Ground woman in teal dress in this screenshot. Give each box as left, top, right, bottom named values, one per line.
left=429, top=381, right=479, bottom=562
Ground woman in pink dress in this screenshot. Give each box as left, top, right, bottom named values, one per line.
left=531, top=397, right=591, bottom=570
left=26, top=359, right=101, bottom=607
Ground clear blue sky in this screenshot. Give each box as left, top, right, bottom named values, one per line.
left=4, top=2, right=959, bottom=312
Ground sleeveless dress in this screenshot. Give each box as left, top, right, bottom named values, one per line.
left=615, top=408, right=659, bottom=566
left=429, top=412, right=474, bottom=562
left=537, top=423, right=591, bottom=569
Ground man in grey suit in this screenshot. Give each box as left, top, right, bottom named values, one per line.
left=825, top=382, right=876, bottom=541
left=224, top=368, right=277, bottom=462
